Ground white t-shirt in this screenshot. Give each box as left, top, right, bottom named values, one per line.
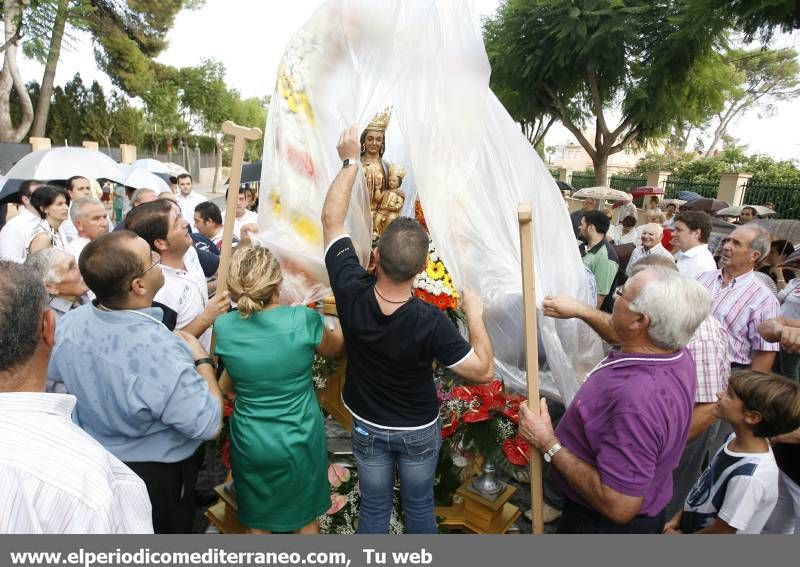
left=153, top=247, right=211, bottom=351
left=607, top=225, right=640, bottom=246
left=231, top=209, right=259, bottom=239
left=175, top=192, right=208, bottom=231
left=779, top=280, right=800, bottom=320
left=675, top=244, right=718, bottom=279
left=681, top=434, right=779, bottom=534
left=65, top=236, right=91, bottom=260
left=0, top=208, right=41, bottom=262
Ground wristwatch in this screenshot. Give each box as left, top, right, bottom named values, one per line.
left=342, top=158, right=358, bottom=168
left=543, top=441, right=563, bottom=463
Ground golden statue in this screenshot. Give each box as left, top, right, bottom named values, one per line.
left=361, top=108, right=390, bottom=214
left=373, top=164, right=406, bottom=237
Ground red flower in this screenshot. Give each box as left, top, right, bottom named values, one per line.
left=441, top=415, right=459, bottom=439
left=503, top=436, right=530, bottom=466
left=452, top=385, right=478, bottom=402
left=501, top=394, right=526, bottom=424
left=223, top=399, right=234, bottom=418
left=462, top=405, right=491, bottom=423
left=479, top=380, right=505, bottom=411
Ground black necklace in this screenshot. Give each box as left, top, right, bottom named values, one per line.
left=374, top=285, right=411, bottom=305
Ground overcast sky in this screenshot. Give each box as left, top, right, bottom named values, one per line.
left=11, top=0, right=800, bottom=161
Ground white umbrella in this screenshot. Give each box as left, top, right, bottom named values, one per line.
left=715, top=205, right=776, bottom=217
left=123, top=168, right=171, bottom=193
left=572, top=186, right=633, bottom=202
left=130, top=158, right=170, bottom=174
left=164, top=162, right=189, bottom=177
left=5, top=148, right=126, bottom=184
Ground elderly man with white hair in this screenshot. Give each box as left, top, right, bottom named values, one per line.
left=519, top=266, right=711, bottom=533
left=24, top=248, right=89, bottom=319
left=626, top=223, right=674, bottom=276
left=64, top=197, right=110, bottom=260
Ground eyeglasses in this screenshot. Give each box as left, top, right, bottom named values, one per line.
left=614, top=287, right=635, bottom=304
left=136, top=251, right=161, bottom=278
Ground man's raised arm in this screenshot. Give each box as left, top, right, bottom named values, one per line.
left=322, top=125, right=361, bottom=249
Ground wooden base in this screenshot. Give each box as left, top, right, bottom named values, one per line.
left=205, top=483, right=246, bottom=534
left=434, top=479, right=521, bottom=534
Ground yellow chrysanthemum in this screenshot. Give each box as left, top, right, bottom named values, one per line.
left=426, top=261, right=446, bottom=280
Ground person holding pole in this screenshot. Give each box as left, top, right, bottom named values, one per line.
left=320, top=125, right=494, bottom=534
left=518, top=266, right=710, bottom=533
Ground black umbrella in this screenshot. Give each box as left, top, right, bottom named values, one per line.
left=556, top=180, right=574, bottom=192
left=224, top=160, right=262, bottom=185
left=0, top=177, right=25, bottom=205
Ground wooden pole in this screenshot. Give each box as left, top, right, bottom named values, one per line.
left=518, top=202, right=544, bottom=534
left=217, top=121, right=262, bottom=294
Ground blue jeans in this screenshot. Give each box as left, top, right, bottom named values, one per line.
left=351, top=417, right=441, bottom=534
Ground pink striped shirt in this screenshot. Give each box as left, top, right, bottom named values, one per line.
left=695, top=269, right=780, bottom=365
left=686, top=315, right=730, bottom=403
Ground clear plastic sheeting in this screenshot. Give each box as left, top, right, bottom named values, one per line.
left=258, top=0, right=603, bottom=404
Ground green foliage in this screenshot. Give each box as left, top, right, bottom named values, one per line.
left=630, top=146, right=800, bottom=184
left=484, top=0, right=733, bottom=183
left=688, top=0, right=800, bottom=43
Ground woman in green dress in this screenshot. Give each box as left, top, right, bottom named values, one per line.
left=214, top=244, right=343, bottom=533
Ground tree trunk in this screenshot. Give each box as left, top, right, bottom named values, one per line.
left=0, top=0, right=34, bottom=142
left=30, top=0, right=69, bottom=138
left=593, top=154, right=609, bottom=187
left=212, top=137, right=222, bottom=193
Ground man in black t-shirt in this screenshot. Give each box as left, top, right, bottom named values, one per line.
left=322, top=126, right=495, bottom=534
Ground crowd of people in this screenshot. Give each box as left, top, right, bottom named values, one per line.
left=2, top=129, right=800, bottom=536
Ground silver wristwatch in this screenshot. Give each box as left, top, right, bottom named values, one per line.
left=342, top=158, right=358, bottom=168
left=543, top=441, right=563, bottom=463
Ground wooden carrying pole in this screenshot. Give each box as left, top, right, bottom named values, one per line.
left=217, top=120, right=262, bottom=294
left=518, top=202, right=544, bottom=534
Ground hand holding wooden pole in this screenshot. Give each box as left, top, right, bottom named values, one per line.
left=217, top=120, right=262, bottom=294
left=518, top=202, right=544, bottom=534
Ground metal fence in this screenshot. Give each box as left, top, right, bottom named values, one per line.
left=571, top=173, right=595, bottom=189
left=609, top=175, right=646, bottom=192
left=664, top=178, right=719, bottom=199
left=744, top=182, right=800, bottom=220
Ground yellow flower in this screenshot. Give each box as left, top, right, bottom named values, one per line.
left=426, top=261, right=446, bottom=280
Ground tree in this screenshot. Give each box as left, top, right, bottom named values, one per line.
left=1, top=0, right=200, bottom=141
left=82, top=79, right=113, bottom=150
left=0, top=0, right=34, bottom=142
left=484, top=0, right=733, bottom=185
left=689, top=0, right=800, bottom=43
left=630, top=146, right=800, bottom=185
left=46, top=72, right=86, bottom=145
left=704, top=47, right=800, bottom=157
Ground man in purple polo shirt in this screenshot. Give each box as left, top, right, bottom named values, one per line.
left=519, top=266, right=711, bottom=533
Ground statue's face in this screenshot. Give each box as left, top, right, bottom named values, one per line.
left=363, top=130, right=384, bottom=156
left=388, top=175, right=400, bottom=189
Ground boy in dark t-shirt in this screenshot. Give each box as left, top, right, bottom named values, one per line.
left=321, top=126, right=495, bottom=534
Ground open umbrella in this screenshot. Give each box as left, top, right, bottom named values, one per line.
left=681, top=197, right=729, bottom=213
left=715, top=205, right=776, bottom=217
left=0, top=148, right=127, bottom=204
left=660, top=198, right=687, bottom=207
left=752, top=219, right=800, bottom=243
left=224, top=160, right=262, bottom=185
left=164, top=162, right=189, bottom=177
left=677, top=190, right=704, bottom=202
left=123, top=168, right=171, bottom=194
left=572, top=186, right=632, bottom=202
left=130, top=158, right=170, bottom=174
left=630, top=186, right=665, bottom=199
left=556, top=180, right=574, bottom=193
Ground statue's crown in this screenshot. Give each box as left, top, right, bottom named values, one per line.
left=388, top=163, right=406, bottom=179
left=366, top=107, right=391, bottom=132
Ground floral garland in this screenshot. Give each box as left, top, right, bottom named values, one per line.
left=319, top=463, right=405, bottom=534
left=412, top=200, right=460, bottom=311
left=312, top=353, right=339, bottom=391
